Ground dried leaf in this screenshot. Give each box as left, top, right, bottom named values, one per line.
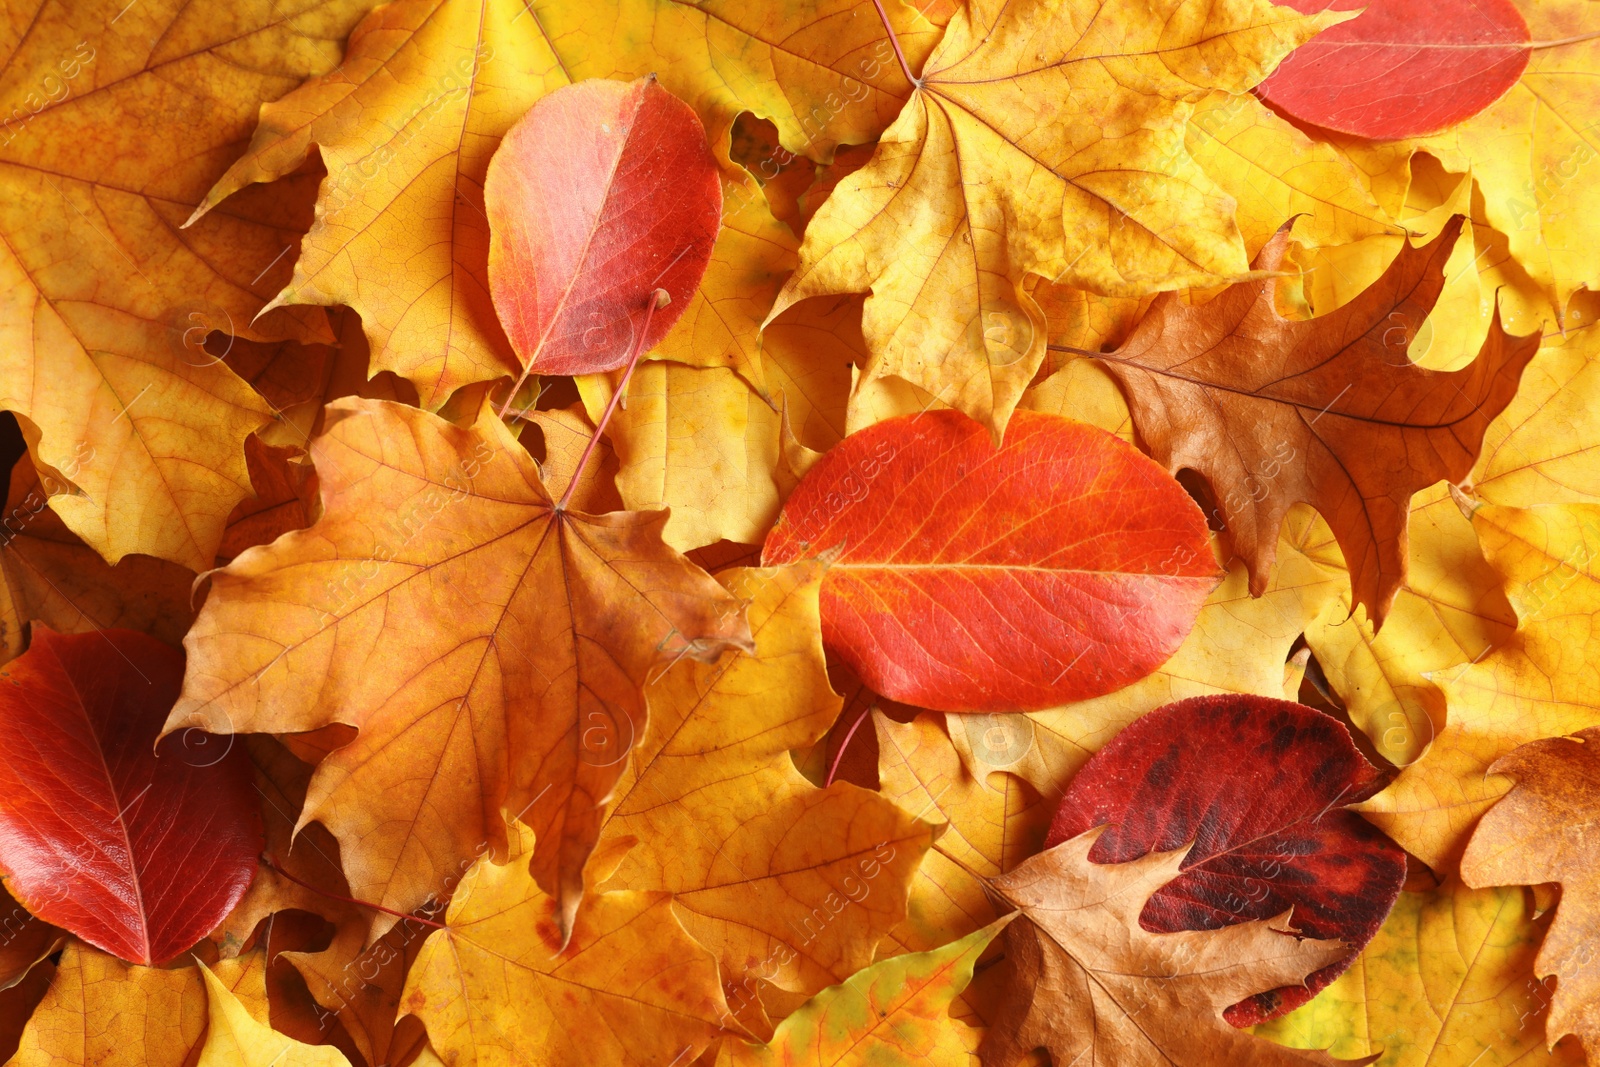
left=163, top=397, right=751, bottom=942
left=1098, top=217, right=1539, bottom=623
left=981, top=830, right=1373, bottom=1067
left=770, top=0, right=1340, bottom=434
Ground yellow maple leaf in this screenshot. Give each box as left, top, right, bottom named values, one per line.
left=12, top=944, right=271, bottom=1067
left=1185, top=90, right=1398, bottom=255
left=1257, top=879, right=1583, bottom=1067
left=1361, top=498, right=1600, bottom=869
left=196, top=961, right=349, bottom=1067
left=400, top=827, right=730, bottom=1067
left=0, top=0, right=365, bottom=570
left=769, top=0, right=1344, bottom=435
left=597, top=565, right=932, bottom=1032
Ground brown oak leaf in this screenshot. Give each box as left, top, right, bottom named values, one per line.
left=1095, top=216, right=1539, bottom=623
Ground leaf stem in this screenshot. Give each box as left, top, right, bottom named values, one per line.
left=261, top=855, right=449, bottom=931
left=869, top=0, right=922, bottom=90
left=556, top=289, right=668, bottom=512
left=824, top=700, right=876, bottom=787
left=1045, top=342, right=1104, bottom=359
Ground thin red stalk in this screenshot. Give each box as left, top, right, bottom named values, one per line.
left=557, top=290, right=665, bottom=512
left=261, top=855, right=449, bottom=930
left=870, top=0, right=921, bottom=89
left=824, top=701, right=876, bottom=787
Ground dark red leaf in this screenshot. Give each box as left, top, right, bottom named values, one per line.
left=1258, top=0, right=1530, bottom=139
left=1046, top=694, right=1405, bottom=1025
left=760, top=410, right=1219, bottom=713
left=0, top=627, right=261, bottom=964
left=484, top=75, right=722, bottom=376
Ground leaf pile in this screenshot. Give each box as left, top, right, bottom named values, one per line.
left=0, top=0, right=1597, bottom=1065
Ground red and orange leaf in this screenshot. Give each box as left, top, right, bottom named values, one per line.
left=762, top=410, right=1219, bottom=712
left=1046, top=695, right=1404, bottom=1025
left=0, top=628, right=260, bottom=965
left=163, top=397, right=752, bottom=942
left=1257, top=0, right=1531, bottom=139
left=484, top=77, right=721, bottom=378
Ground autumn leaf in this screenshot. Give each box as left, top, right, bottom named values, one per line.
left=980, top=829, right=1374, bottom=1067
left=718, top=918, right=1009, bottom=1067
left=400, top=827, right=730, bottom=1067
left=1257, top=879, right=1583, bottom=1067
left=1096, top=216, right=1539, bottom=623
left=197, top=961, right=350, bottom=1067
left=12, top=943, right=272, bottom=1067
left=1361, top=498, right=1600, bottom=868
left=596, top=565, right=932, bottom=1017
left=770, top=0, right=1343, bottom=435
left=162, top=397, right=752, bottom=942
left=0, top=628, right=259, bottom=965
left=0, top=1, right=366, bottom=570
left=1461, top=729, right=1600, bottom=1059
left=1256, top=0, right=1532, bottom=138
left=763, top=409, right=1219, bottom=711
left=484, top=76, right=721, bottom=379
left=1044, top=695, right=1404, bottom=1025
left=186, top=0, right=934, bottom=407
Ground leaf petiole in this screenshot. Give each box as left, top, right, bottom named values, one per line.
left=556, top=288, right=670, bottom=512
left=869, top=0, right=922, bottom=90
left=260, top=854, right=450, bottom=931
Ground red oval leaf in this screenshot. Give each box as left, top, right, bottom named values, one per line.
left=484, top=76, right=722, bottom=376
left=1258, top=0, right=1530, bottom=139
left=0, top=628, right=261, bottom=964
left=1046, top=694, right=1405, bottom=1025
left=760, top=411, right=1219, bottom=712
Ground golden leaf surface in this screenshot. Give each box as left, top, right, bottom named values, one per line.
left=162, top=397, right=752, bottom=941
left=597, top=565, right=932, bottom=1014
left=1362, top=499, right=1600, bottom=869
left=981, top=830, right=1372, bottom=1067
left=1258, top=879, right=1583, bottom=1067
left=196, top=961, right=349, bottom=1067
left=1417, top=0, right=1600, bottom=316
left=400, top=829, right=729, bottom=1067
left=770, top=0, right=1341, bottom=436
left=0, top=0, right=366, bottom=569
left=718, top=919, right=1007, bottom=1067
left=12, top=944, right=269, bottom=1067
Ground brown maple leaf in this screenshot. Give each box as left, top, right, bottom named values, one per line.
left=1092, top=216, right=1539, bottom=624
left=980, top=829, right=1377, bottom=1067
left=163, top=397, right=752, bottom=943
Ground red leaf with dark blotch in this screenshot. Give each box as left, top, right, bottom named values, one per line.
left=484, top=76, right=722, bottom=376
left=1257, top=0, right=1530, bottom=139
left=0, top=628, right=261, bottom=965
left=760, top=411, right=1220, bottom=713
left=1046, top=694, right=1405, bottom=1026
